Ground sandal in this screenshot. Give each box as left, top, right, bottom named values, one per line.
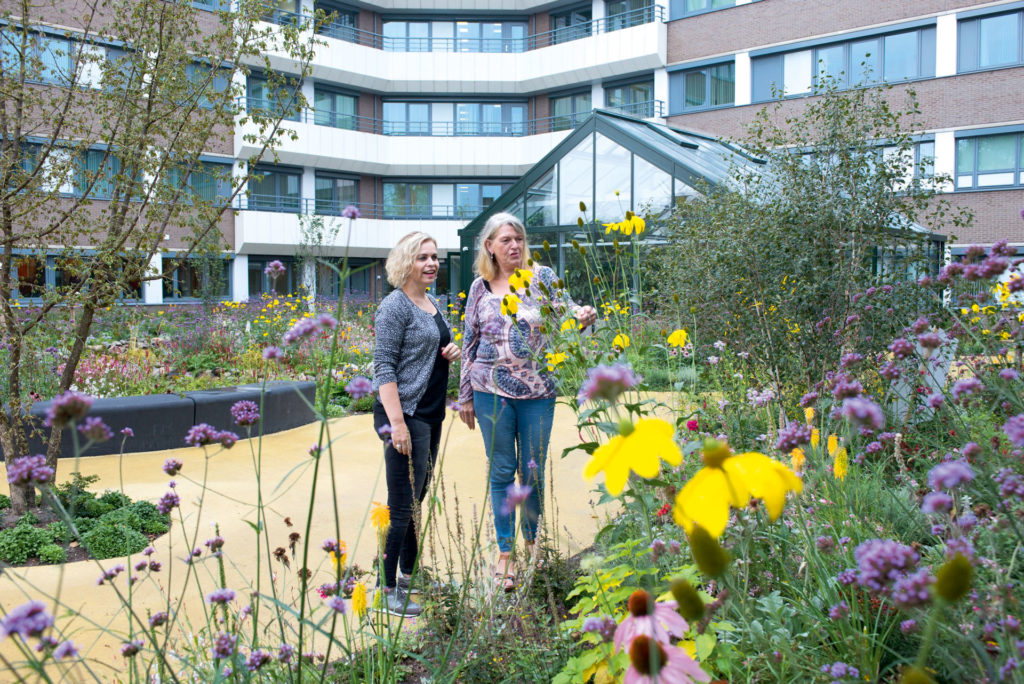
left=494, top=554, right=516, bottom=592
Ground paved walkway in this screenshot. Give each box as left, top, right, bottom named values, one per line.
left=0, top=403, right=613, bottom=675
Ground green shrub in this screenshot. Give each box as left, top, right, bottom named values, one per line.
left=17, top=511, right=39, bottom=526
left=0, top=493, right=10, bottom=511
left=127, top=501, right=169, bottom=534
left=97, top=490, right=132, bottom=510
left=82, top=524, right=148, bottom=559
left=37, top=544, right=66, bottom=565
left=72, top=517, right=97, bottom=536
left=98, top=507, right=143, bottom=531
left=54, top=472, right=100, bottom=510
left=0, top=522, right=52, bottom=564
left=47, top=521, right=73, bottom=543
left=80, top=496, right=115, bottom=518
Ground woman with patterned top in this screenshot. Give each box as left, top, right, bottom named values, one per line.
left=373, top=231, right=461, bottom=616
left=458, top=212, right=596, bottom=590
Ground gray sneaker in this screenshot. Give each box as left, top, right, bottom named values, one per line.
left=396, top=570, right=415, bottom=593
left=380, top=587, right=421, bottom=617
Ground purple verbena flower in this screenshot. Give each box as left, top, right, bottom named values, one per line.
left=839, top=353, right=863, bottom=368
left=821, top=661, right=859, bottom=682
left=853, top=539, right=919, bottom=593
left=1000, top=368, right=1021, bottom=381
left=205, top=536, right=225, bottom=552
left=581, top=615, right=617, bottom=643
left=776, top=421, right=812, bottom=453
left=247, top=649, right=272, bottom=672
left=836, top=568, right=857, bottom=586
left=326, top=596, right=346, bottom=613
left=917, top=332, right=943, bottom=350
left=264, top=260, right=286, bottom=279
left=921, top=491, right=953, bottom=514
left=502, top=483, right=532, bottom=515
left=121, top=639, right=143, bottom=657
left=888, top=338, right=915, bottom=360
left=879, top=361, right=901, bottom=381
left=6, top=455, right=55, bottom=487
left=52, top=640, right=79, bottom=659
left=891, top=568, right=934, bottom=609
left=928, top=459, right=975, bottom=491
left=216, top=430, right=239, bottom=448
left=184, top=423, right=219, bottom=447
left=1003, top=414, right=1024, bottom=448
left=341, top=204, right=360, bottom=219
left=799, top=391, right=818, bottom=408
left=282, top=317, right=320, bottom=345
left=841, top=397, right=885, bottom=431
left=576, top=363, right=639, bottom=405
left=156, top=490, right=180, bottom=515
left=831, top=378, right=863, bottom=400
left=262, top=346, right=283, bottom=361
left=0, top=601, right=53, bottom=639
left=44, top=391, right=92, bottom=427
left=148, top=612, right=168, bottom=628
left=345, top=376, right=373, bottom=400
left=230, top=400, right=260, bottom=427
left=962, top=442, right=981, bottom=458
left=946, top=536, right=975, bottom=561
left=828, top=601, right=849, bottom=620
left=163, top=458, right=183, bottom=476
left=950, top=377, right=982, bottom=403
left=206, top=588, right=236, bottom=605
left=926, top=393, right=944, bottom=410
left=649, top=538, right=667, bottom=563
left=211, top=632, right=236, bottom=659
left=77, top=416, right=112, bottom=443
left=120, top=427, right=134, bottom=437
left=278, top=643, right=295, bottom=664
left=900, top=619, right=918, bottom=634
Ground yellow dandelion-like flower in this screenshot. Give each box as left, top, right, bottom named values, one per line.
left=583, top=418, right=682, bottom=496
left=370, top=502, right=390, bottom=530
left=352, top=582, right=368, bottom=618
left=673, top=440, right=802, bottom=538
left=561, top=319, right=581, bottom=333
left=544, top=352, right=566, bottom=371
left=612, top=332, right=630, bottom=349
left=666, top=329, right=689, bottom=348
left=501, top=294, right=520, bottom=316
left=629, top=214, right=645, bottom=234
left=508, top=268, right=533, bottom=291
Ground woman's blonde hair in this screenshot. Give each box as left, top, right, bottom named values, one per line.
left=474, top=212, right=527, bottom=280
left=385, top=231, right=437, bottom=288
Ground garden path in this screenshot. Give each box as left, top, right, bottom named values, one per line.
left=0, top=400, right=614, bottom=672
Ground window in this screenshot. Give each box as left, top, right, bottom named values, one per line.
left=551, top=92, right=592, bottom=131
left=262, top=0, right=299, bottom=25
left=315, top=3, right=359, bottom=41
left=605, top=80, right=654, bottom=117
left=673, top=62, right=734, bottom=113
left=78, top=150, right=120, bottom=199
left=186, top=63, right=230, bottom=109
left=248, top=258, right=295, bottom=294
left=677, top=0, right=734, bottom=17
left=13, top=256, right=45, bottom=299
left=383, top=181, right=511, bottom=218
left=0, top=32, right=75, bottom=85
left=382, top=20, right=527, bottom=52
left=246, top=74, right=301, bottom=122
left=166, top=162, right=232, bottom=203
left=956, top=133, right=1024, bottom=189
left=751, top=27, right=936, bottom=101
left=313, top=88, right=357, bottom=129
left=551, top=7, right=592, bottom=44
left=959, top=11, right=1023, bottom=72
left=163, top=258, right=229, bottom=300
left=192, top=0, right=231, bottom=11
left=314, top=174, right=358, bottom=215
left=249, top=166, right=301, bottom=212
left=606, top=0, right=654, bottom=30
left=382, top=101, right=527, bottom=136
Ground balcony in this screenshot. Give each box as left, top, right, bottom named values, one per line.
left=235, top=102, right=665, bottom=174
left=254, top=10, right=666, bottom=94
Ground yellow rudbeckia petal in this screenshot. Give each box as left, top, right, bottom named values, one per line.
left=674, top=468, right=733, bottom=537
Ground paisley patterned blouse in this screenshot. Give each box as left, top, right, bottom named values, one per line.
left=459, top=265, right=568, bottom=404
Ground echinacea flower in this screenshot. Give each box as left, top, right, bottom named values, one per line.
left=673, top=440, right=802, bottom=538
left=613, top=590, right=689, bottom=652
left=623, top=635, right=710, bottom=684
left=583, top=418, right=682, bottom=496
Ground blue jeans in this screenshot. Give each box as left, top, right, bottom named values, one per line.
left=473, top=391, right=555, bottom=553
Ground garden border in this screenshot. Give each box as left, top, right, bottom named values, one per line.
left=5, top=381, right=316, bottom=459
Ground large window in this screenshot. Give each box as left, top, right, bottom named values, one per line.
left=956, top=133, right=1024, bottom=189
left=166, top=162, right=232, bottom=203
left=383, top=181, right=511, bottom=218
left=551, top=92, right=592, bottom=131
left=751, top=26, right=936, bottom=101
left=78, top=150, right=120, bottom=199
left=246, top=74, right=301, bottom=122
left=0, top=32, right=76, bottom=85
left=959, top=11, right=1023, bottom=72
left=313, top=88, right=357, bottom=129
left=315, top=2, right=359, bottom=41
left=314, top=174, right=358, bottom=215
left=163, top=258, right=229, bottom=300
left=605, top=79, right=655, bottom=117
left=382, top=101, right=527, bottom=136
left=382, top=20, right=527, bottom=52
left=551, top=7, right=592, bottom=43
left=185, top=63, right=230, bottom=109
left=676, top=0, right=734, bottom=17
left=606, top=0, right=654, bottom=30
left=672, top=62, right=734, bottom=113
left=249, top=166, right=301, bottom=212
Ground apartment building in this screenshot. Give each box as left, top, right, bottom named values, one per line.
left=662, top=0, right=1024, bottom=256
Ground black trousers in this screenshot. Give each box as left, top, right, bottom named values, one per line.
left=373, top=401, right=442, bottom=589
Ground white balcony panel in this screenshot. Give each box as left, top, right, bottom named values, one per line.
left=235, top=212, right=466, bottom=257
left=255, top=20, right=666, bottom=94
left=235, top=121, right=572, bottom=176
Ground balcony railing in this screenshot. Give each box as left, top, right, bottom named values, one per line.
left=240, top=99, right=666, bottom=136
left=262, top=6, right=664, bottom=52
left=236, top=196, right=489, bottom=220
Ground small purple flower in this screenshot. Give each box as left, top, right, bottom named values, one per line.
left=836, top=568, right=857, bottom=586
left=264, top=260, right=286, bottom=279
left=321, top=539, right=340, bottom=554
left=326, top=596, right=346, bottom=613
left=839, top=352, right=863, bottom=368
left=900, top=619, right=918, bottom=634
left=446, top=400, right=461, bottom=412
left=746, top=387, right=776, bottom=408
left=821, top=661, right=859, bottom=681
left=799, top=392, right=818, bottom=408
left=206, top=588, right=236, bottom=605
left=828, top=601, right=849, bottom=620
left=6, top=455, right=55, bottom=487
left=928, top=459, right=975, bottom=491
left=77, top=416, right=113, bottom=443
left=841, top=397, right=885, bottom=431
left=278, top=643, right=295, bottom=664
left=649, top=538, right=667, bottom=563
left=205, top=536, right=225, bottom=552
left=962, top=442, right=981, bottom=458
left=184, top=423, right=219, bottom=447
left=262, top=346, right=283, bottom=361
left=211, top=632, right=236, bottom=659
left=345, top=376, right=373, bottom=400
left=776, top=421, right=812, bottom=453
left=926, top=393, right=944, bottom=410
left=576, top=363, right=639, bottom=405
left=316, top=313, right=338, bottom=331
left=502, top=483, right=532, bottom=514
left=865, top=441, right=882, bottom=454
left=44, top=391, right=93, bottom=427
left=1003, top=414, right=1024, bottom=448
left=581, top=615, right=617, bottom=643
left=946, top=536, right=975, bottom=561
left=910, top=316, right=930, bottom=334
left=0, top=601, right=54, bottom=639
left=230, top=400, right=260, bottom=427
left=921, top=491, right=953, bottom=514
left=879, top=361, right=901, bottom=381
left=282, top=317, right=320, bottom=345
left=163, top=458, right=183, bottom=476
left=854, top=539, right=918, bottom=592
left=957, top=512, right=978, bottom=531
left=341, top=204, right=360, bottom=220
left=1000, top=368, right=1021, bottom=381
left=148, top=612, right=168, bottom=628
left=706, top=355, right=720, bottom=365
left=888, top=338, right=915, bottom=359
left=816, top=536, right=836, bottom=553
left=216, top=430, right=239, bottom=448
left=156, top=490, right=180, bottom=515
left=950, top=377, right=982, bottom=403
left=120, top=427, right=134, bottom=437
left=247, top=649, right=272, bottom=672
left=121, top=639, right=144, bottom=657
left=831, top=378, right=863, bottom=400
left=527, top=458, right=538, bottom=471
left=53, top=640, right=79, bottom=659
left=891, top=568, right=934, bottom=609
left=917, top=332, right=943, bottom=350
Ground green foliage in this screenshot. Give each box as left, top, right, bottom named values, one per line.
left=0, top=520, right=52, bottom=564
left=0, top=493, right=10, bottom=510
left=54, top=472, right=101, bottom=511
left=97, top=490, right=133, bottom=510
left=47, top=521, right=72, bottom=543
left=127, top=501, right=170, bottom=535
left=17, top=510, right=39, bottom=526
left=37, top=544, right=67, bottom=565
left=81, top=523, right=149, bottom=560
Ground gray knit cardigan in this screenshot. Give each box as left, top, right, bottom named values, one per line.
left=372, top=289, right=452, bottom=416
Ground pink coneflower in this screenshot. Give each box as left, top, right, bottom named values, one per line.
left=613, top=590, right=689, bottom=653
left=623, top=635, right=710, bottom=684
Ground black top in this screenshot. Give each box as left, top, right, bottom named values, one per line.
left=412, top=310, right=451, bottom=423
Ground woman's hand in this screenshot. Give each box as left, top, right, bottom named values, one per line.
left=574, top=305, right=598, bottom=328
left=441, top=343, right=461, bottom=362
left=459, top=404, right=476, bottom=431
left=391, top=421, right=411, bottom=455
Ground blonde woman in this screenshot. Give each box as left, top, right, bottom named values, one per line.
left=458, top=213, right=596, bottom=589
left=373, top=231, right=460, bottom=616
